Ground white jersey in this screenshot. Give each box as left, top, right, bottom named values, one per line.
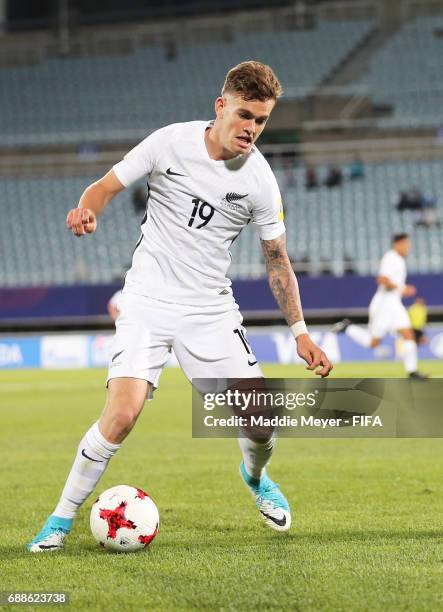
left=374, top=249, right=407, bottom=299
left=369, top=249, right=408, bottom=334
left=109, top=290, right=123, bottom=311
left=113, top=121, right=285, bottom=306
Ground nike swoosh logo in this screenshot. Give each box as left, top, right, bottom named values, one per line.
left=112, top=350, right=124, bottom=363
left=81, top=449, right=104, bottom=463
left=166, top=167, right=186, bottom=177
left=248, top=359, right=258, bottom=366
left=260, top=511, right=287, bottom=527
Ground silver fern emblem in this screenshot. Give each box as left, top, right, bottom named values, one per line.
left=225, top=192, right=248, bottom=203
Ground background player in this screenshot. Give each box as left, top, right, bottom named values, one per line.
left=28, top=61, right=332, bottom=552
left=107, top=288, right=122, bottom=321
left=408, top=296, right=428, bottom=345
left=333, top=233, right=427, bottom=379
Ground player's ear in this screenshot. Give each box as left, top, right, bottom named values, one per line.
left=214, top=96, right=225, bottom=118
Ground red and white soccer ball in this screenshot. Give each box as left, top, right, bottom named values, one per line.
left=90, top=484, right=159, bottom=552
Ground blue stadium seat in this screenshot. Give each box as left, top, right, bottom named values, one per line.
left=360, top=16, right=443, bottom=128
left=0, top=19, right=375, bottom=146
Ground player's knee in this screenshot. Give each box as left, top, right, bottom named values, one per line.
left=111, top=410, right=139, bottom=437
left=370, top=338, right=381, bottom=348
left=101, top=407, right=140, bottom=443
left=101, top=383, right=147, bottom=442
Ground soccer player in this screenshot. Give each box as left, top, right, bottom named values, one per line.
left=333, top=233, right=427, bottom=379
left=107, top=289, right=122, bottom=321
left=28, top=61, right=332, bottom=552
left=408, top=296, right=428, bottom=345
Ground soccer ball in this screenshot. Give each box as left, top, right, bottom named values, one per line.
left=90, top=484, right=159, bottom=552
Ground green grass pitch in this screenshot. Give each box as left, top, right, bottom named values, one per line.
left=1, top=361, right=443, bottom=611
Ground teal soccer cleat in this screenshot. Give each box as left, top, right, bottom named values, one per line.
left=27, top=515, right=73, bottom=553
left=240, top=462, right=291, bottom=532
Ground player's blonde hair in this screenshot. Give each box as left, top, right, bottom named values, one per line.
left=222, top=61, right=283, bottom=101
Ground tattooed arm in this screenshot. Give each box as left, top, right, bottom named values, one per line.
left=261, top=233, right=303, bottom=326
left=261, top=234, right=332, bottom=377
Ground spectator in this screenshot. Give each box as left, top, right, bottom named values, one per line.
left=396, top=188, right=440, bottom=227
left=396, top=191, right=411, bottom=211
left=305, top=165, right=318, bottom=190
left=324, top=165, right=343, bottom=188
left=395, top=188, right=423, bottom=211
left=416, top=194, right=440, bottom=228
left=349, top=156, right=365, bottom=180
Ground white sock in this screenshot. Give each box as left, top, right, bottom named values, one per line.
left=238, top=433, right=275, bottom=481
left=53, top=422, right=120, bottom=519
left=346, top=324, right=372, bottom=348
left=402, top=339, right=418, bottom=373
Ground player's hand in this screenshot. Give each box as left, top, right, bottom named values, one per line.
left=296, top=334, right=332, bottom=378
left=403, top=284, right=417, bottom=297
left=66, top=207, right=97, bottom=236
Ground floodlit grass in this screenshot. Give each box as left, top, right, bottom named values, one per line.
left=1, top=362, right=443, bottom=610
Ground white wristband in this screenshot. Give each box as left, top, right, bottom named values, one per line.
left=290, top=320, right=308, bottom=338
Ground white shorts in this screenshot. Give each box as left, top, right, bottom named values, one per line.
left=368, top=293, right=411, bottom=339
left=107, top=293, right=262, bottom=393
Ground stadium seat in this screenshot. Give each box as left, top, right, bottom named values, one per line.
left=1, top=158, right=441, bottom=286
left=0, top=19, right=375, bottom=146
left=359, top=16, right=443, bottom=128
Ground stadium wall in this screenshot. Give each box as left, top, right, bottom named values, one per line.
left=0, top=274, right=442, bottom=325
left=1, top=327, right=442, bottom=370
